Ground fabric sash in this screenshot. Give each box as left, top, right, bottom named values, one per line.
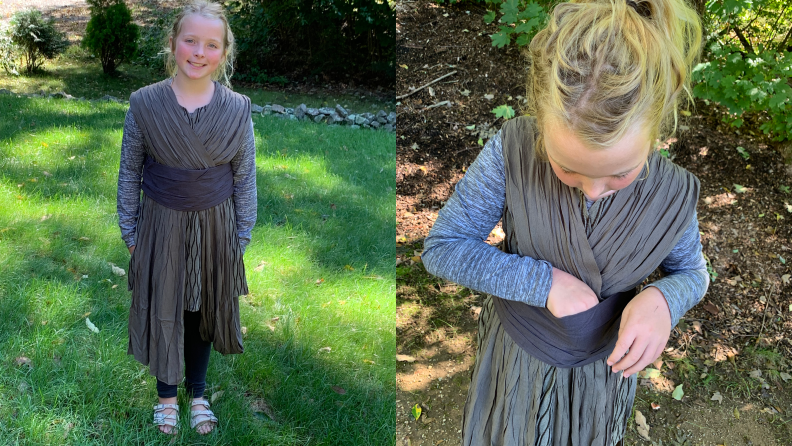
left=495, top=116, right=699, bottom=368
left=141, top=156, right=234, bottom=212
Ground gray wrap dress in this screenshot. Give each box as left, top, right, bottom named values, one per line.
left=123, top=79, right=252, bottom=385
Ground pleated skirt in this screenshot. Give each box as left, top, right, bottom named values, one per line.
left=462, top=296, right=636, bottom=446
left=127, top=192, right=248, bottom=385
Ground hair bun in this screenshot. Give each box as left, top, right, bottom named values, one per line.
left=626, top=0, right=652, bottom=18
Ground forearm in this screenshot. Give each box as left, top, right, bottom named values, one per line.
left=230, top=119, right=257, bottom=252
left=117, top=110, right=146, bottom=248
left=643, top=212, right=710, bottom=327
left=422, top=131, right=553, bottom=306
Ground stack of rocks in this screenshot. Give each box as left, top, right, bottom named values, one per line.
left=255, top=102, right=396, bottom=132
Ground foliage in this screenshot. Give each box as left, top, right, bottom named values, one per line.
left=483, top=0, right=550, bottom=48
left=83, top=0, right=139, bottom=74
left=492, top=104, right=515, bottom=119
left=133, top=9, right=177, bottom=73
left=0, top=26, right=20, bottom=76
left=224, top=0, right=395, bottom=85
left=8, top=10, right=68, bottom=73
left=693, top=0, right=792, bottom=142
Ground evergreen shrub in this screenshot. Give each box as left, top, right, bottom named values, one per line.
left=83, top=0, right=139, bottom=74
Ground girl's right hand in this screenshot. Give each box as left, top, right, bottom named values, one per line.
left=546, top=267, right=599, bottom=318
left=128, top=245, right=135, bottom=255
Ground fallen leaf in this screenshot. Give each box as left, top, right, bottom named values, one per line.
left=42, top=171, right=51, bottom=177
left=254, top=261, right=267, bottom=272
left=749, top=369, right=763, bottom=379
left=15, top=356, right=32, bottom=368
left=702, top=301, right=719, bottom=315
left=711, top=391, right=723, bottom=403
left=344, top=264, right=354, bottom=271
left=241, top=326, right=248, bottom=336
left=85, top=317, right=99, bottom=333
left=397, top=354, right=417, bottom=362
left=211, top=391, right=224, bottom=404
left=672, top=384, right=684, bottom=400
left=271, top=317, right=280, bottom=322
left=635, top=410, right=650, bottom=440
left=266, top=323, right=275, bottom=332
left=331, top=385, right=346, bottom=395
left=460, top=89, right=471, bottom=97
left=363, top=359, right=376, bottom=365
left=399, top=64, right=408, bottom=69
left=651, top=402, right=660, bottom=410
left=315, top=278, right=324, bottom=285
left=680, top=110, right=691, bottom=117
left=733, top=184, right=748, bottom=193
left=638, top=368, right=661, bottom=379
left=779, top=372, right=791, bottom=382
left=483, top=94, right=494, bottom=100
left=734, top=407, right=740, bottom=419
left=318, top=346, right=331, bottom=353
left=110, top=263, right=125, bottom=276
left=411, top=404, right=422, bottom=421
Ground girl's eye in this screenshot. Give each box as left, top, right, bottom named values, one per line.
left=614, top=172, right=630, bottom=180
left=186, top=39, right=194, bottom=43
left=561, top=168, right=574, bottom=175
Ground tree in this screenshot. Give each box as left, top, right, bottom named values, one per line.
left=83, top=0, right=139, bottom=74
left=9, top=10, right=68, bottom=73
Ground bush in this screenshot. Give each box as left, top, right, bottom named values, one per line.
left=0, top=26, right=20, bottom=76
left=134, top=9, right=177, bottom=74
left=9, top=10, right=68, bottom=73
left=225, top=0, right=395, bottom=86
left=83, top=0, right=139, bottom=74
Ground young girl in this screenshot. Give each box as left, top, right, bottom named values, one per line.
left=117, top=0, right=256, bottom=435
left=422, top=0, right=708, bottom=444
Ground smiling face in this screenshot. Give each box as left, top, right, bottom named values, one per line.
left=169, top=13, right=226, bottom=81
left=543, top=118, right=652, bottom=201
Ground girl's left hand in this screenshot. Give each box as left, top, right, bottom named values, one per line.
left=607, top=287, right=671, bottom=378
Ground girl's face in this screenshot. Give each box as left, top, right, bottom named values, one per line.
left=543, top=119, right=652, bottom=201
left=170, top=14, right=226, bottom=81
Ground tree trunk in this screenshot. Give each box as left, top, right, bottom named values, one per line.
left=733, top=25, right=754, bottom=55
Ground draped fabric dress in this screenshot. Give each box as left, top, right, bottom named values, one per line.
left=461, top=117, right=700, bottom=445
left=126, top=79, right=251, bottom=385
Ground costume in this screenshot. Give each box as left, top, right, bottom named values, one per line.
left=422, top=117, right=709, bottom=445
left=117, top=79, right=256, bottom=385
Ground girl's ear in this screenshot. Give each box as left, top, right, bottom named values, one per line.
left=169, top=36, right=174, bottom=51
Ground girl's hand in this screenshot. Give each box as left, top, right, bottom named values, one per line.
left=546, top=267, right=599, bottom=318
left=607, top=287, right=671, bottom=377
left=128, top=245, right=135, bottom=255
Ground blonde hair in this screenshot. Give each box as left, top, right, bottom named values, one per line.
left=525, top=0, right=702, bottom=158
left=165, top=0, right=235, bottom=86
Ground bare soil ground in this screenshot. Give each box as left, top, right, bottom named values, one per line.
left=395, top=1, right=792, bottom=446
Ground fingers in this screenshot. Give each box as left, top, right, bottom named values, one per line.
left=621, top=344, right=657, bottom=378
left=607, top=330, right=634, bottom=368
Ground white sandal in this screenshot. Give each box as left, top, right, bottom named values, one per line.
left=190, top=398, right=218, bottom=434
left=153, top=403, right=179, bottom=434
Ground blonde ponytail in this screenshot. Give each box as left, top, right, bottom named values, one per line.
left=525, top=0, right=702, bottom=156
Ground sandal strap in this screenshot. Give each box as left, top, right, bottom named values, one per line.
left=153, top=403, right=180, bottom=411
left=190, top=408, right=218, bottom=429
left=190, top=398, right=211, bottom=409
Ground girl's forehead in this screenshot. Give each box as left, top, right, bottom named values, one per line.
left=543, top=120, right=651, bottom=177
left=178, top=14, right=225, bottom=40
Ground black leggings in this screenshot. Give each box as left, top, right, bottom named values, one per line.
left=156, top=311, right=211, bottom=399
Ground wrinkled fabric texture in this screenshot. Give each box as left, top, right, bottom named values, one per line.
left=495, top=116, right=700, bottom=365
left=141, top=155, right=234, bottom=212
left=126, top=79, right=251, bottom=385
left=463, top=297, right=636, bottom=446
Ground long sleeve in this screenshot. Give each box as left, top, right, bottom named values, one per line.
left=422, top=131, right=555, bottom=307
left=643, top=212, right=710, bottom=327
left=229, top=119, right=257, bottom=252
left=117, top=109, right=146, bottom=248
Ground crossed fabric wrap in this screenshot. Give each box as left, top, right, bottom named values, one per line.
left=127, top=79, right=252, bottom=385
left=494, top=117, right=699, bottom=368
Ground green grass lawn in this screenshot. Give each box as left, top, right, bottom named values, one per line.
left=0, top=94, right=395, bottom=445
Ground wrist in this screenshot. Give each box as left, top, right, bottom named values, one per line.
left=642, top=286, right=671, bottom=319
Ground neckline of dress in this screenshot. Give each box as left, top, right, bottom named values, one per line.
left=166, top=77, right=219, bottom=115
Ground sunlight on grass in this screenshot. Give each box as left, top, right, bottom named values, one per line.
left=0, top=96, right=395, bottom=445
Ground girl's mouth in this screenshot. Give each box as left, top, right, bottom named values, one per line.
left=188, top=61, right=206, bottom=67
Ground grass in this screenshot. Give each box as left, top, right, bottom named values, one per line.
left=0, top=46, right=394, bottom=113
left=0, top=93, right=395, bottom=445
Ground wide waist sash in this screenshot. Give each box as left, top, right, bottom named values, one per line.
left=491, top=289, right=636, bottom=368
left=141, top=156, right=234, bottom=212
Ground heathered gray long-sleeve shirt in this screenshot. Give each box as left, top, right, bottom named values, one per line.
left=117, top=109, right=257, bottom=251
left=422, top=131, right=709, bottom=327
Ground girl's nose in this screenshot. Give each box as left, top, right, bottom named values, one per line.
left=579, top=179, right=608, bottom=201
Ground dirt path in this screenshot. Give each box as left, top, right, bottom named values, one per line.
left=396, top=1, right=792, bottom=445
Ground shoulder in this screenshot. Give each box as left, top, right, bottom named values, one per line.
left=216, top=83, right=251, bottom=112
left=129, top=79, right=170, bottom=110
left=650, top=153, right=701, bottom=198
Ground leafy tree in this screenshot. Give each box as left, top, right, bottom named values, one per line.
left=9, top=10, right=68, bottom=73
left=83, top=0, right=139, bottom=74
